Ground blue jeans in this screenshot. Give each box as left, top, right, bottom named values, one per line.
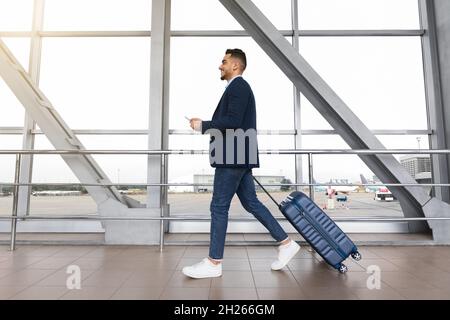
left=209, top=168, right=288, bottom=260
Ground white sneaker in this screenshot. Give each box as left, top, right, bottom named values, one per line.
left=271, top=241, right=300, bottom=270
left=182, top=258, right=222, bottom=279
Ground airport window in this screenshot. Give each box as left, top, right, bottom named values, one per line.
left=39, top=37, right=150, bottom=129
left=0, top=0, right=34, bottom=31
left=171, top=0, right=291, bottom=31
left=170, top=37, right=295, bottom=131
left=0, top=38, right=30, bottom=73
left=168, top=135, right=217, bottom=186
left=299, top=37, right=427, bottom=130
left=0, top=78, right=26, bottom=127
left=78, top=135, right=149, bottom=183
left=0, top=136, right=22, bottom=184
left=43, top=0, right=152, bottom=31
left=0, top=0, right=438, bottom=232
left=298, top=0, right=420, bottom=30
left=0, top=38, right=29, bottom=127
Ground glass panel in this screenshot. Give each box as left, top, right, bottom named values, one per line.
left=300, top=37, right=427, bottom=130
left=0, top=78, right=26, bottom=127
left=43, top=0, right=152, bottom=31
left=301, top=134, right=431, bottom=218
left=30, top=135, right=149, bottom=215
left=170, top=37, right=294, bottom=131
left=168, top=134, right=295, bottom=216
left=0, top=0, right=33, bottom=31
left=171, top=0, right=291, bottom=30
left=299, top=0, right=420, bottom=30
left=31, top=136, right=84, bottom=217
left=0, top=38, right=30, bottom=127
left=0, top=136, right=21, bottom=178
left=1, top=38, right=31, bottom=71
left=39, top=37, right=150, bottom=129
left=0, top=136, right=26, bottom=216
left=0, top=135, right=22, bottom=216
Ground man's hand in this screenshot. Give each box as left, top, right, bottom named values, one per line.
left=189, top=117, right=202, bottom=132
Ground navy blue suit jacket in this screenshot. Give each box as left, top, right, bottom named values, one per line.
left=201, top=77, right=260, bottom=169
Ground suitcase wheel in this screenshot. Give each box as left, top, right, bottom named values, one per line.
left=351, top=251, right=362, bottom=261
left=338, top=264, right=348, bottom=274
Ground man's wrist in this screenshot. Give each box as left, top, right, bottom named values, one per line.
left=194, top=120, right=202, bottom=132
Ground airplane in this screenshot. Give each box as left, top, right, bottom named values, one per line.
left=118, top=188, right=146, bottom=195
left=359, top=174, right=381, bottom=193
left=313, top=178, right=358, bottom=195
left=31, top=190, right=82, bottom=196
left=359, top=174, right=396, bottom=201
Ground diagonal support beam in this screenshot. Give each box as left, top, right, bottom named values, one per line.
left=219, top=0, right=450, bottom=236
left=0, top=37, right=129, bottom=208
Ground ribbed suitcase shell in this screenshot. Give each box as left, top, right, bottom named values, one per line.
left=280, top=191, right=358, bottom=270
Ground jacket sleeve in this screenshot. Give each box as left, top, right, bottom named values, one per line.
left=201, top=82, right=249, bottom=134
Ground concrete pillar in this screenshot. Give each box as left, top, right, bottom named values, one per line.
left=145, top=0, right=171, bottom=243
left=431, top=0, right=450, bottom=203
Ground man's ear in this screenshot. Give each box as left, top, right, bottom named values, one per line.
left=232, top=59, right=239, bottom=71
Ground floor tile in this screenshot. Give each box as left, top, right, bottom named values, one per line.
left=246, top=247, right=278, bottom=259
left=352, top=287, right=405, bottom=300
left=355, top=258, right=402, bottom=272
left=11, top=286, right=68, bottom=300
left=221, top=258, right=251, bottom=271
left=168, top=272, right=212, bottom=288
left=302, top=287, right=360, bottom=300
left=256, top=287, right=307, bottom=300
left=253, top=271, right=299, bottom=288
left=60, top=286, right=118, bottom=300
left=26, top=257, right=78, bottom=270
left=1, top=244, right=450, bottom=300
left=110, top=286, right=164, bottom=300
left=408, top=272, right=450, bottom=290
left=35, top=268, right=96, bottom=287
left=395, top=288, right=450, bottom=300
left=291, top=271, right=354, bottom=288
left=0, top=286, right=28, bottom=299
left=0, top=269, right=57, bottom=286
left=211, top=271, right=255, bottom=288
left=81, top=269, right=133, bottom=287
left=160, top=287, right=210, bottom=300
left=379, top=271, right=437, bottom=290
left=209, top=287, right=258, bottom=300
left=121, top=269, right=175, bottom=288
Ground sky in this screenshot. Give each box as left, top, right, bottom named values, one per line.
left=0, top=0, right=430, bottom=186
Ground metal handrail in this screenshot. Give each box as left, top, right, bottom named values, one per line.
left=1, top=182, right=450, bottom=187
left=1, top=215, right=450, bottom=222
left=1, top=148, right=450, bottom=155
left=2, top=148, right=449, bottom=250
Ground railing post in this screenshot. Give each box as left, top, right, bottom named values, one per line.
left=10, top=153, right=21, bottom=251
left=308, top=152, right=314, bottom=201
left=159, top=153, right=167, bottom=252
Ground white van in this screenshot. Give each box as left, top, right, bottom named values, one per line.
left=374, top=187, right=394, bottom=201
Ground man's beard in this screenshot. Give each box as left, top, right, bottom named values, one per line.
left=220, top=75, right=225, bottom=80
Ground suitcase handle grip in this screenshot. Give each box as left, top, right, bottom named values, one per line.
left=252, top=176, right=282, bottom=210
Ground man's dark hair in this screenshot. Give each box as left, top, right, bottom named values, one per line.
left=226, top=48, right=247, bottom=70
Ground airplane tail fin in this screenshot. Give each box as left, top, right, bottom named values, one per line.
left=360, top=174, right=368, bottom=184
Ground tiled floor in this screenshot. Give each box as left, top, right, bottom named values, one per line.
left=1, top=243, right=450, bottom=300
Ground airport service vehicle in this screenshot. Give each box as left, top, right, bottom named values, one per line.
left=374, top=187, right=394, bottom=201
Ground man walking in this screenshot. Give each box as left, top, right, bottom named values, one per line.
left=183, top=49, right=300, bottom=279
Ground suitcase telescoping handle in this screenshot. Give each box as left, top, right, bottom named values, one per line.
left=252, top=177, right=282, bottom=210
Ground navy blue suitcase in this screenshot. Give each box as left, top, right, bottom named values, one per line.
left=254, top=178, right=361, bottom=273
